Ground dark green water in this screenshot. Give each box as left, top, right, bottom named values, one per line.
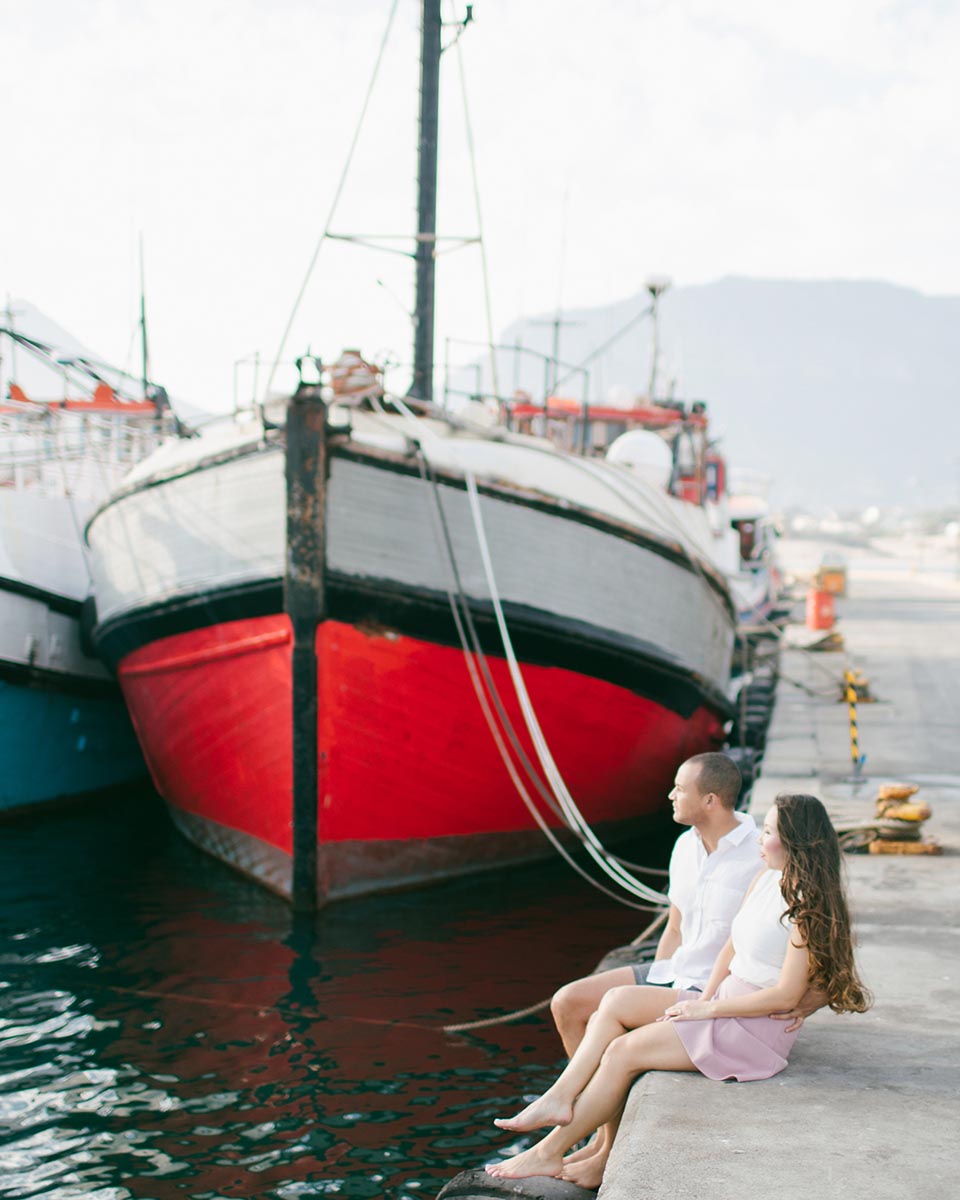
left=0, top=793, right=671, bottom=1199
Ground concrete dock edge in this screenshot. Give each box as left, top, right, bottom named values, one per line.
left=599, top=559, right=960, bottom=1200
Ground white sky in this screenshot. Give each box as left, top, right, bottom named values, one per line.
left=3, top=0, right=958, bottom=411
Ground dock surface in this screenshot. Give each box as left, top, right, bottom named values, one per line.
left=600, top=544, right=960, bottom=1200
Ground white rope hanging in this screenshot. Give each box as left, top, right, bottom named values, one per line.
left=386, top=393, right=668, bottom=906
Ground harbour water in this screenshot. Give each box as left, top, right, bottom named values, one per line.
left=0, top=791, right=672, bottom=1199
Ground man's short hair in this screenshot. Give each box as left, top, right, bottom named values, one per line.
left=685, top=752, right=742, bottom=809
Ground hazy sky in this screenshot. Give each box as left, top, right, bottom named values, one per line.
left=3, top=0, right=958, bottom=410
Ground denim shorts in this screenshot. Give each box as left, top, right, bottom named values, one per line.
left=631, top=962, right=701, bottom=992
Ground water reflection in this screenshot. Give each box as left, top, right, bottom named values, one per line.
left=0, top=792, right=669, bottom=1198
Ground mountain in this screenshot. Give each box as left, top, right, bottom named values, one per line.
left=459, top=278, right=960, bottom=511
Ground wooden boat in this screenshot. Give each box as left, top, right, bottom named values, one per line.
left=85, top=2, right=736, bottom=901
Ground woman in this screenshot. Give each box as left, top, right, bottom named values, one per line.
left=486, top=794, right=870, bottom=1189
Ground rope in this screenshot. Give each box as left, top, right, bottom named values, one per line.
left=262, top=0, right=401, bottom=410
left=609, top=855, right=669, bottom=876
left=452, top=15, right=499, bottom=406
left=384, top=392, right=676, bottom=905
left=779, top=672, right=839, bottom=700
left=630, top=907, right=670, bottom=947
left=442, top=997, right=553, bottom=1034
left=440, top=908, right=671, bottom=1034
left=462, top=467, right=667, bottom=906
left=361, top=398, right=684, bottom=910
left=416, top=450, right=666, bottom=912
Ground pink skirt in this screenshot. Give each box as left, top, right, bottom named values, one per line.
left=671, top=975, right=800, bottom=1082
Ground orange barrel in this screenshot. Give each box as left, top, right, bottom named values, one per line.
left=819, top=567, right=847, bottom=596
left=806, top=586, right=835, bottom=630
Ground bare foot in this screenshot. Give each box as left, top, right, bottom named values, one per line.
left=486, top=1143, right=565, bottom=1180
left=563, top=1131, right=606, bottom=1165
left=493, top=1092, right=573, bottom=1132
left=562, top=1149, right=609, bottom=1190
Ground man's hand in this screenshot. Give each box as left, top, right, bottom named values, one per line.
left=770, top=986, right=829, bottom=1032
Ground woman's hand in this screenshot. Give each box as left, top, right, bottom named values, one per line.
left=658, top=998, right=715, bottom=1022
left=769, top=985, right=829, bottom=1032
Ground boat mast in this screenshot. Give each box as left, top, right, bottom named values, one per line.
left=410, top=0, right=442, bottom=403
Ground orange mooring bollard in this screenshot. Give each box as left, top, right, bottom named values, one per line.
left=806, top=586, right=835, bottom=631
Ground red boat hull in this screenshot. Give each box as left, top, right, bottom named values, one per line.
left=118, top=615, right=725, bottom=900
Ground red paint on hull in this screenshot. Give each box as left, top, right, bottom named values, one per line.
left=118, top=615, right=724, bottom=891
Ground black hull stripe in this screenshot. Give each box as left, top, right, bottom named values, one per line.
left=0, top=575, right=83, bottom=618
left=0, top=657, right=121, bottom=699
left=94, top=574, right=733, bottom=719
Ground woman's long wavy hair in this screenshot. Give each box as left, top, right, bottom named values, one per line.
left=775, top=793, right=871, bottom=1013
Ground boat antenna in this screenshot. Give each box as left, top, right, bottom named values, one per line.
left=532, top=191, right=582, bottom=397
left=409, top=0, right=442, bottom=403
left=138, top=233, right=151, bottom=402
left=645, top=274, right=670, bottom=400
left=450, top=4, right=498, bottom=408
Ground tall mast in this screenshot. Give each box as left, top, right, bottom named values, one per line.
left=410, top=0, right=441, bottom=402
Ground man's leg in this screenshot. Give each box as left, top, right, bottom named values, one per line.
left=551, top=966, right=640, bottom=1057
left=551, top=963, right=656, bottom=1165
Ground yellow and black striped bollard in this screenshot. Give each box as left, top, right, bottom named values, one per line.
left=845, top=668, right=865, bottom=777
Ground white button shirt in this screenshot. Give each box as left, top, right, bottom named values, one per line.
left=646, top=811, right=762, bottom=990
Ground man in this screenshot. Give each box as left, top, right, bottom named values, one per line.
left=548, top=752, right=761, bottom=1176
left=551, top=752, right=760, bottom=1059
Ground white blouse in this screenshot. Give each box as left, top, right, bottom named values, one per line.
left=729, top=869, right=794, bottom=988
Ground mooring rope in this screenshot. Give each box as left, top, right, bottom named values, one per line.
left=383, top=397, right=670, bottom=910
left=415, top=449, right=667, bottom=913
left=262, top=0, right=401, bottom=411
left=392, top=390, right=670, bottom=907
left=440, top=909, right=670, bottom=1033
left=462, top=467, right=669, bottom=905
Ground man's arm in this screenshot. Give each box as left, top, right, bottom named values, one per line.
left=699, top=936, right=735, bottom=1001
left=653, top=904, right=682, bottom=961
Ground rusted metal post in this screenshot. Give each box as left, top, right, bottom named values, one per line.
left=284, top=363, right=327, bottom=912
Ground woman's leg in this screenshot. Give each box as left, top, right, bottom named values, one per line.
left=562, top=1102, right=625, bottom=1190
left=488, top=1020, right=695, bottom=1180
left=493, top=985, right=679, bottom=1132
left=562, top=1134, right=603, bottom=1165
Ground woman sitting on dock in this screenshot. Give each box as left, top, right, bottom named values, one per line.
left=486, top=793, right=871, bottom=1189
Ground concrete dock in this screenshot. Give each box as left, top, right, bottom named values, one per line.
left=601, top=542, right=960, bottom=1200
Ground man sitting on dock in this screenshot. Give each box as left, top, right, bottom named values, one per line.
left=550, top=752, right=760, bottom=1168
left=554, top=753, right=762, bottom=1027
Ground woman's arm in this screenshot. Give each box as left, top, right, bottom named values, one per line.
left=696, top=868, right=767, bottom=1001
left=663, top=937, right=810, bottom=1021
